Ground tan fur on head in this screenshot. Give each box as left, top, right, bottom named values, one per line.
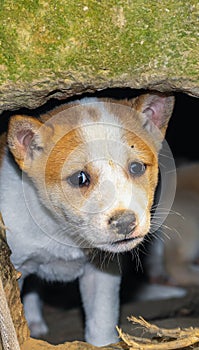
left=7, top=93, right=174, bottom=252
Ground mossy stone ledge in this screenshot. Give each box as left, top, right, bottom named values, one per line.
left=0, top=0, right=198, bottom=114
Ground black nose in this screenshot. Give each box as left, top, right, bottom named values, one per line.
left=108, top=210, right=137, bottom=236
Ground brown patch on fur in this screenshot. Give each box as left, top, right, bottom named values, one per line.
left=82, top=106, right=102, bottom=123
left=125, top=130, right=159, bottom=210
left=125, top=130, right=157, bottom=165
left=45, top=127, right=99, bottom=203
left=45, top=128, right=83, bottom=185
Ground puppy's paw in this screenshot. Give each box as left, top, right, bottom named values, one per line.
left=29, top=320, right=49, bottom=338
left=23, top=291, right=48, bottom=338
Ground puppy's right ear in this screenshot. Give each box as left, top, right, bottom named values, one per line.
left=7, top=115, right=52, bottom=171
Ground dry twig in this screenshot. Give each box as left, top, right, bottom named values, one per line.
left=117, top=316, right=199, bottom=349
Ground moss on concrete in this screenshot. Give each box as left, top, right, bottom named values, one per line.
left=0, top=0, right=198, bottom=111
left=1, top=0, right=198, bottom=82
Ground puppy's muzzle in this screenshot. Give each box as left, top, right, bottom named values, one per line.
left=108, top=210, right=137, bottom=236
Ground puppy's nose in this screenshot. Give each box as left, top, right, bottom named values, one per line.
left=108, top=210, right=137, bottom=236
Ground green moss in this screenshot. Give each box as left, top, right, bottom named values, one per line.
left=0, top=0, right=198, bottom=84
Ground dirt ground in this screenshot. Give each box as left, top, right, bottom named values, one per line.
left=27, top=259, right=199, bottom=346
left=40, top=287, right=199, bottom=345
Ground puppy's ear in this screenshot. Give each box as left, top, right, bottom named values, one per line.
left=132, top=92, right=175, bottom=137
left=7, top=115, right=52, bottom=170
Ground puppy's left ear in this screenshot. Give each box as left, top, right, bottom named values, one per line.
left=132, top=92, right=175, bottom=137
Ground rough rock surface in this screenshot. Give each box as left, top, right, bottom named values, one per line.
left=0, top=0, right=198, bottom=114
left=0, top=215, right=29, bottom=349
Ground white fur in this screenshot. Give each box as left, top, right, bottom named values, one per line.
left=79, top=103, right=148, bottom=246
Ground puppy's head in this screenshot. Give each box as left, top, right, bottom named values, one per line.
left=7, top=92, right=174, bottom=252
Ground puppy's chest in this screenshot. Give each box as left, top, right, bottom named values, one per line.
left=15, top=242, right=87, bottom=282
left=37, top=255, right=86, bottom=282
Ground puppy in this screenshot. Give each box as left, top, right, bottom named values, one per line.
left=0, top=92, right=174, bottom=346
left=147, top=162, right=199, bottom=292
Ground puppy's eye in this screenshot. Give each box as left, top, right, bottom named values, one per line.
left=129, top=162, right=146, bottom=177
left=67, top=171, right=90, bottom=188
